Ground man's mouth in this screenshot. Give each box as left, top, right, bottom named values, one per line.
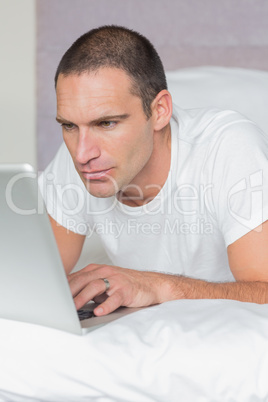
left=80, top=168, right=112, bottom=181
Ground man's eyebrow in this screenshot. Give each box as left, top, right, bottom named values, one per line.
left=90, top=114, right=130, bottom=125
left=56, top=116, right=73, bottom=124
left=55, top=114, right=130, bottom=125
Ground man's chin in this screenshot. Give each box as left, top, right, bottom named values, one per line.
left=82, top=180, right=118, bottom=199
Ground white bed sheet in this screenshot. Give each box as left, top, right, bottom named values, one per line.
left=0, top=299, right=268, bottom=402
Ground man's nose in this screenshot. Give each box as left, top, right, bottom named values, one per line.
left=75, top=130, right=101, bottom=165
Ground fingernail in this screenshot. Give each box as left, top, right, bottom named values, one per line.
left=95, top=307, right=103, bottom=315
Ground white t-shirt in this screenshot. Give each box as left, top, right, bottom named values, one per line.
left=39, top=105, right=268, bottom=282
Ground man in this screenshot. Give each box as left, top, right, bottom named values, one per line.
left=39, top=25, right=268, bottom=317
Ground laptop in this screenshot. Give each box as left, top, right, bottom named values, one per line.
left=0, top=163, right=142, bottom=335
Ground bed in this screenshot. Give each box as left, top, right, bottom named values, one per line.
left=1, top=299, right=268, bottom=401
left=1, top=66, right=268, bottom=402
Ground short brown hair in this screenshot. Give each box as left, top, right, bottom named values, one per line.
left=55, top=25, right=167, bottom=118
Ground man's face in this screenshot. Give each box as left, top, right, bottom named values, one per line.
left=56, top=68, right=155, bottom=199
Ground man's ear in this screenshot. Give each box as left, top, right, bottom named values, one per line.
left=151, top=90, right=173, bottom=131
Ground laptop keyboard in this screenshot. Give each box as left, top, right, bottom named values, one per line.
left=77, top=308, right=95, bottom=321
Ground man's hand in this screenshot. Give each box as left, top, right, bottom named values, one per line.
left=68, top=264, right=175, bottom=316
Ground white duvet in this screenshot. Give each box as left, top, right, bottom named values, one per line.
left=0, top=299, right=268, bottom=402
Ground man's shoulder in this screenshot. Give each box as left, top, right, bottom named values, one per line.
left=172, top=104, right=261, bottom=146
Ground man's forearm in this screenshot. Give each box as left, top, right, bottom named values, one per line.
left=68, top=264, right=268, bottom=315
left=162, top=274, right=268, bottom=304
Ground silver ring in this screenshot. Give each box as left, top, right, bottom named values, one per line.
left=102, top=278, right=110, bottom=292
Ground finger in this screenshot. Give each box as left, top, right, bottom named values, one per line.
left=69, top=270, right=106, bottom=297
left=68, top=265, right=114, bottom=288
left=93, top=293, right=108, bottom=304
left=73, top=278, right=111, bottom=309
left=94, top=292, right=122, bottom=316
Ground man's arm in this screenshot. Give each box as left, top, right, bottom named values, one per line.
left=159, top=220, right=268, bottom=304
left=227, top=221, right=268, bottom=282
left=49, top=216, right=85, bottom=274
left=68, top=221, right=268, bottom=315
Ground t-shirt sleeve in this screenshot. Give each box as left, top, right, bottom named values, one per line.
left=204, top=117, right=268, bottom=247
left=38, top=142, right=93, bottom=235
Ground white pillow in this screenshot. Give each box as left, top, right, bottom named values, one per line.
left=166, top=66, right=268, bottom=135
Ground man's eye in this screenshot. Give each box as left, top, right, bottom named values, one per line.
left=62, top=123, right=75, bottom=131
left=100, top=121, right=116, bottom=128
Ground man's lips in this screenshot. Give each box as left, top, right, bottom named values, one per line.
left=80, top=168, right=112, bottom=180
